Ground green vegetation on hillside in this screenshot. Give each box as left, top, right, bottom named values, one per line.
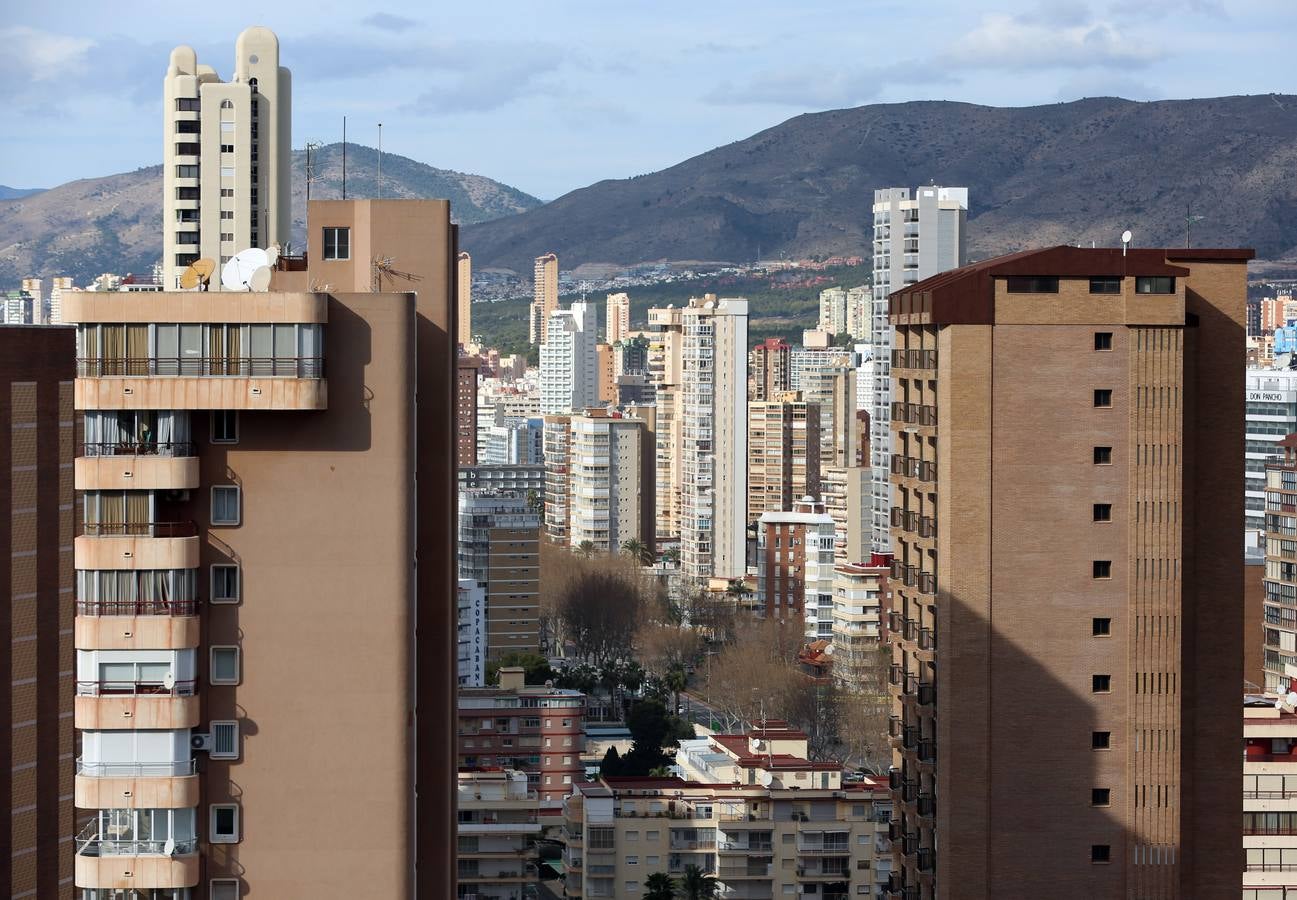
left=472, top=263, right=869, bottom=356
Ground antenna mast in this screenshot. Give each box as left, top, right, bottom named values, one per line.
left=342, top=116, right=347, bottom=200
left=377, top=123, right=383, bottom=200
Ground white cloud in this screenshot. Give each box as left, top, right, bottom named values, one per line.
left=0, top=25, right=93, bottom=83
left=944, top=12, right=1165, bottom=70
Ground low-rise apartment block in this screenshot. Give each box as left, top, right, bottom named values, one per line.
left=457, top=768, right=541, bottom=900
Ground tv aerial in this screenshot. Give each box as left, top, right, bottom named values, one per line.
left=372, top=256, right=423, bottom=293
left=179, top=257, right=215, bottom=291
left=221, top=248, right=273, bottom=292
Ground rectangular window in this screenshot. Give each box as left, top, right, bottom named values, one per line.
left=211, top=565, right=240, bottom=603
left=210, top=646, right=241, bottom=685
left=176, top=165, right=199, bottom=178
left=1005, top=276, right=1060, bottom=293
left=212, top=410, right=239, bottom=443
left=220, top=166, right=236, bottom=178
left=1093, top=560, right=1112, bottom=579
left=210, top=804, right=240, bottom=843
left=1089, top=277, right=1121, bottom=294
left=220, top=188, right=234, bottom=198
left=175, top=120, right=200, bottom=134
left=220, top=210, right=234, bottom=219
left=220, top=144, right=234, bottom=153
left=220, top=233, right=234, bottom=242
left=323, top=227, right=351, bottom=261
left=210, top=880, right=239, bottom=900
left=1135, top=276, right=1175, bottom=294
left=1094, top=331, right=1113, bottom=350
left=1092, top=617, right=1112, bottom=636
left=1091, top=731, right=1111, bottom=749
left=1091, top=844, right=1111, bottom=863
left=1094, top=389, right=1113, bottom=408
left=1094, top=446, right=1113, bottom=465
left=221, top=121, right=235, bottom=133
left=1091, top=789, right=1111, bottom=807
left=176, top=187, right=199, bottom=200
left=1093, top=674, right=1112, bottom=693
left=175, top=142, right=199, bottom=156
left=176, top=231, right=200, bottom=244
left=211, top=720, right=239, bottom=759
left=211, top=485, right=241, bottom=526
left=176, top=98, right=200, bottom=112
left=1093, top=504, right=1112, bottom=522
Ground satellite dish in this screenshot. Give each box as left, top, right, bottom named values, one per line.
left=1121, top=230, right=1133, bottom=245
left=193, top=258, right=215, bottom=280
left=179, top=267, right=200, bottom=290
left=162, top=671, right=176, bottom=691
left=265, top=244, right=281, bottom=266
left=163, top=837, right=176, bottom=857
left=249, top=266, right=272, bottom=292
left=1287, top=691, right=1297, bottom=707
left=221, top=248, right=271, bottom=291
left=179, top=257, right=216, bottom=291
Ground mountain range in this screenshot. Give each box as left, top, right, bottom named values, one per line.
left=0, top=144, right=540, bottom=286
left=461, top=94, right=1297, bottom=274
left=5, top=94, right=1295, bottom=288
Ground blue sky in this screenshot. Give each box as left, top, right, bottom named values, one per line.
left=1, top=0, right=1292, bottom=200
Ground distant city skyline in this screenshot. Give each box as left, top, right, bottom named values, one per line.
left=2, top=0, right=1293, bottom=199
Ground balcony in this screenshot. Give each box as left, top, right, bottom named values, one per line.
left=75, top=357, right=326, bottom=411
left=75, top=525, right=200, bottom=571
left=74, top=680, right=200, bottom=730
left=75, top=602, right=200, bottom=651
left=74, top=823, right=199, bottom=890
left=76, top=444, right=199, bottom=491
left=74, top=759, right=200, bottom=809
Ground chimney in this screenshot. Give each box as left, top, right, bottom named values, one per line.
left=498, top=666, right=526, bottom=691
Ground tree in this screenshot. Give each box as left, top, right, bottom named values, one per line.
left=644, top=872, right=677, bottom=900
left=622, top=537, right=654, bottom=566
left=599, top=745, right=624, bottom=777
left=832, top=330, right=855, bottom=348
left=485, top=651, right=554, bottom=687
left=679, top=864, right=719, bottom=900
left=636, top=623, right=702, bottom=679
left=577, top=540, right=596, bottom=558
left=661, top=546, right=680, bottom=566
left=615, top=698, right=680, bottom=775
left=665, top=666, right=688, bottom=713
left=558, top=568, right=646, bottom=667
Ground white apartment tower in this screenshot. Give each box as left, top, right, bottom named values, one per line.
left=567, top=412, right=654, bottom=555
left=680, top=295, right=748, bottom=582
left=163, top=27, right=291, bottom=290
left=819, top=286, right=848, bottom=335
left=606, top=292, right=630, bottom=343
left=869, top=186, right=966, bottom=552
left=539, top=301, right=598, bottom=415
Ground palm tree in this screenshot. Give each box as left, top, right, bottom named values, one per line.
left=644, top=871, right=677, bottom=900
left=679, top=864, right=719, bottom=899
left=662, top=546, right=680, bottom=566
left=665, top=665, right=688, bottom=714
left=725, top=579, right=747, bottom=598
left=622, top=537, right=653, bottom=566
left=576, top=540, right=596, bottom=558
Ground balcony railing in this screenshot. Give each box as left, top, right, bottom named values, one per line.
left=77, top=357, right=324, bottom=378
left=81, top=521, right=198, bottom=538
left=1244, top=790, right=1297, bottom=799
left=76, top=598, right=200, bottom=617
left=76, top=759, right=197, bottom=777
left=81, top=441, right=197, bottom=458
left=76, top=820, right=197, bottom=857
left=75, top=679, right=197, bottom=697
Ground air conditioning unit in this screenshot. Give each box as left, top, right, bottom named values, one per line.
left=191, top=733, right=213, bottom=752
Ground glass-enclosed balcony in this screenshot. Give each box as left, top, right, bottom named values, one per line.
left=75, top=809, right=199, bottom=890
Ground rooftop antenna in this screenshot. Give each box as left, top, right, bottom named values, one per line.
left=304, top=141, right=322, bottom=204
left=1185, top=203, right=1205, bottom=249
left=342, top=116, right=347, bottom=200
left=377, top=122, right=383, bottom=200
left=1121, top=229, right=1132, bottom=258
left=372, top=256, right=422, bottom=293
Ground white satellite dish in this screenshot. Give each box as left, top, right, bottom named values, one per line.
left=162, top=671, right=176, bottom=691
left=1286, top=691, right=1297, bottom=707
left=265, top=243, right=281, bottom=266
left=221, top=248, right=272, bottom=291
left=1121, top=229, right=1133, bottom=245
left=163, top=837, right=176, bottom=857
left=249, top=265, right=273, bottom=292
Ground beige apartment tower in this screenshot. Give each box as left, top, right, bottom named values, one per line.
left=606, top=292, right=630, bottom=343
left=748, top=392, right=821, bottom=523
left=163, top=27, right=291, bottom=290
left=69, top=199, right=460, bottom=898
left=885, top=246, right=1250, bottom=899
left=458, top=251, right=472, bottom=345
left=530, top=252, right=559, bottom=344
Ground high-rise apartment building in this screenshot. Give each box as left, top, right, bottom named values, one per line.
left=456, top=768, right=541, bottom=899
left=749, top=337, right=792, bottom=402
left=680, top=296, right=748, bottom=582
left=458, top=490, right=541, bottom=662
left=457, top=579, right=487, bottom=687
left=748, top=392, right=820, bottom=522
left=846, top=285, right=871, bottom=340
left=530, top=252, right=559, bottom=344
left=70, top=198, right=459, bottom=897
left=606, top=292, right=630, bottom=343
left=540, top=302, right=597, bottom=415
left=801, top=356, right=857, bottom=470
left=562, top=722, right=893, bottom=900
left=831, top=563, right=887, bottom=691
left=480, top=417, right=544, bottom=466
left=596, top=342, right=615, bottom=405
left=1, top=326, right=76, bottom=900
left=543, top=415, right=572, bottom=544
left=886, top=245, right=1250, bottom=899
left=1247, top=370, right=1297, bottom=532
left=1265, top=437, right=1297, bottom=694
left=163, top=28, right=291, bottom=290
left=648, top=306, right=685, bottom=540
left=822, top=464, right=870, bottom=564
left=819, top=286, right=848, bottom=335
left=565, top=411, right=655, bottom=555
left=457, top=250, right=472, bottom=345
left=457, top=354, right=481, bottom=466
left=1261, top=295, right=1297, bottom=333
left=756, top=499, right=835, bottom=639
left=870, top=186, right=966, bottom=554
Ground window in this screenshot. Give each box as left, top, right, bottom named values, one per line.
left=175, top=143, right=199, bottom=156
left=210, top=646, right=241, bottom=685
left=210, top=879, right=239, bottom=900
left=176, top=165, right=198, bottom=178
left=1094, top=446, right=1113, bottom=465
left=1091, top=844, right=1111, bottom=863
left=212, top=565, right=240, bottom=603
left=220, top=210, right=234, bottom=219
left=1094, top=331, right=1113, bottom=350
left=220, top=99, right=234, bottom=109
left=212, top=485, right=240, bottom=526
left=176, top=187, right=199, bottom=200
left=221, top=188, right=234, bottom=198
left=1005, top=276, right=1060, bottom=293
left=1091, top=731, right=1111, bottom=750
left=1135, top=276, right=1175, bottom=294
left=1092, top=674, right=1112, bottom=693
left=1092, top=617, right=1112, bottom=636
left=176, top=120, right=200, bottom=134
left=210, top=804, right=240, bottom=843
left=176, top=98, right=200, bottom=111
left=1089, top=277, right=1121, bottom=294
left=323, top=227, right=350, bottom=260
left=1091, top=789, right=1111, bottom=807
left=1094, top=389, right=1113, bottom=408
left=212, top=410, right=239, bottom=443
left=1093, top=503, right=1112, bottom=522
left=211, top=721, right=239, bottom=759
left=220, top=166, right=235, bottom=178
left=625, top=882, right=640, bottom=893
left=1093, top=560, right=1112, bottom=579
left=220, top=144, right=234, bottom=153
left=220, top=233, right=234, bottom=242
left=626, top=855, right=638, bottom=865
